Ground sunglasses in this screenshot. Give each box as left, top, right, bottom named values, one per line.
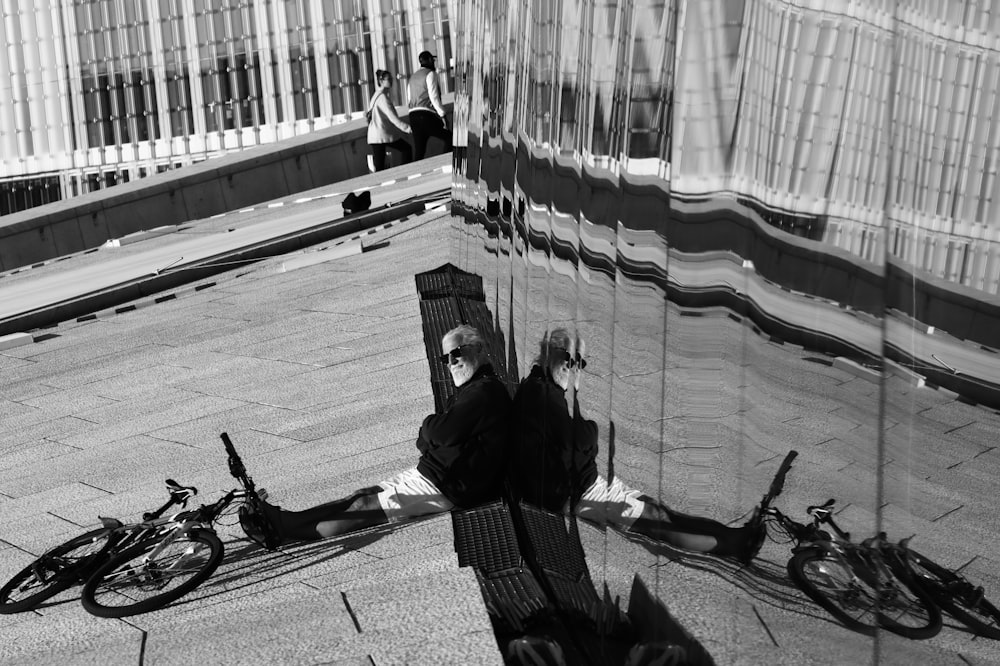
left=553, top=348, right=587, bottom=369
left=439, top=344, right=472, bottom=365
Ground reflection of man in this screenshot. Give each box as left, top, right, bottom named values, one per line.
left=406, top=50, right=453, bottom=160
left=243, top=325, right=510, bottom=546
left=509, top=329, right=764, bottom=564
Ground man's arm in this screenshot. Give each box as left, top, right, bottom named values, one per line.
left=426, top=70, right=447, bottom=118
left=419, top=383, right=488, bottom=448
left=573, top=393, right=599, bottom=459
left=378, top=95, right=411, bottom=135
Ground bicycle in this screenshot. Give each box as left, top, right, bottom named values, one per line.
left=79, top=432, right=274, bottom=618
left=880, top=536, right=1000, bottom=640
left=0, top=480, right=198, bottom=614
left=755, top=451, right=941, bottom=638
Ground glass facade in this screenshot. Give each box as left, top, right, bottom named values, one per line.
left=0, top=0, right=454, bottom=214
left=453, top=0, right=1000, bottom=661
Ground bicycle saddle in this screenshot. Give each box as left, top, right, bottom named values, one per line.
left=806, top=498, right=835, bottom=517
left=165, top=479, right=197, bottom=503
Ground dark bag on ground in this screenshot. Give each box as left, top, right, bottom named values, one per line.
left=342, top=190, right=371, bottom=215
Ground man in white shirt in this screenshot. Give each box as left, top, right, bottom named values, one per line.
left=407, top=50, right=453, bottom=160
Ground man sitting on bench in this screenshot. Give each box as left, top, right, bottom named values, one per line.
left=242, top=324, right=511, bottom=546
left=508, top=328, right=766, bottom=564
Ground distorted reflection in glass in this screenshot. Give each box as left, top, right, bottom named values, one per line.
left=454, top=0, right=1000, bottom=663
left=571, top=165, right=618, bottom=535
left=877, top=19, right=1000, bottom=658
left=588, top=0, right=675, bottom=603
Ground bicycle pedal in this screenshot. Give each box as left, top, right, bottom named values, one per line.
left=969, top=585, right=985, bottom=607
left=29, top=563, right=50, bottom=585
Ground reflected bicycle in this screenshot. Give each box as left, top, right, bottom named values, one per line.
left=754, top=451, right=941, bottom=638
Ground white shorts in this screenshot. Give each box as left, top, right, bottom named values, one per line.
left=376, top=468, right=454, bottom=523
left=573, top=475, right=646, bottom=529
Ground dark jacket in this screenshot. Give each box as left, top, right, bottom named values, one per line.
left=509, top=365, right=598, bottom=512
left=415, top=364, right=511, bottom=507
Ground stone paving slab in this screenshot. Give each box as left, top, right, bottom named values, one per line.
left=141, top=584, right=362, bottom=666
left=0, top=624, right=142, bottom=666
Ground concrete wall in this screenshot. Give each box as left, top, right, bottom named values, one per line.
left=0, top=119, right=374, bottom=271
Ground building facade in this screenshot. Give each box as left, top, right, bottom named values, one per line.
left=453, top=0, right=1000, bottom=296
left=0, top=0, right=454, bottom=215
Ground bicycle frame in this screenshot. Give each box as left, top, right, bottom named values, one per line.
left=882, top=537, right=985, bottom=605
left=102, top=433, right=260, bottom=580
left=91, top=481, right=198, bottom=557
left=766, top=501, right=897, bottom=594
left=78, top=434, right=265, bottom=617
left=749, top=453, right=942, bottom=637
left=108, top=487, right=252, bottom=578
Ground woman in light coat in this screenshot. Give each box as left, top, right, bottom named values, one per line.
left=367, top=69, right=413, bottom=171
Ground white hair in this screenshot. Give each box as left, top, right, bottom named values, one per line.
left=444, top=324, right=484, bottom=348
left=532, top=327, right=576, bottom=369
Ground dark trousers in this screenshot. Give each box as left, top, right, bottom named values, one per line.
left=370, top=139, right=413, bottom=172
left=409, top=110, right=453, bottom=160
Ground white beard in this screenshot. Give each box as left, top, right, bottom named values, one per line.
left=450, top=363, right=476, bottom=387
left=551, top=366, right=571, bottom=391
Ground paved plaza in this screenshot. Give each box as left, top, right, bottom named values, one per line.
left=1, top=158, right=999, bottom=665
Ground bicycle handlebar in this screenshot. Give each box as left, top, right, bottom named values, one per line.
left=768, top=450, right=797, bottom=498
left=760, top=450, right=798, bottom=510
left=220, top=431, right=257, bottom=493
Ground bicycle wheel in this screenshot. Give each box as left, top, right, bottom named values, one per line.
left=790, top=548, right=941, bottom=639
left=904, top=550, right=1000, bottom=640
left=0, top=527, right=114, bottom=614
left=80, top=530, right=223, bottom=618
left=869, top=562, right=941, bottom=640
left=788, top=549, right=880, bottom=635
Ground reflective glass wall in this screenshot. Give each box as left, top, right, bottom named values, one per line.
left=453, top=0, right=1000, bottom=662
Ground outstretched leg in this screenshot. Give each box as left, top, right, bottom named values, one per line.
left=574, top=476, right=763, bottom=564
left=314, top=492, right=387, bottom=537
left=628, top=496, right=761, bottom=562
left=244, top=468, right=454, bottom=547
left=255, top=486, right=386, bottom=544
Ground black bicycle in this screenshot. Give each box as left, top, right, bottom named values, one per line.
left=1, top=432, right=274, bottom=618
left=79, top=432, right=274, bottom=617
left=756, top=451, right=941, bottom=638
left=881, top=537, right=1000, bottom=639
left=0, top=480, right=197, bottom=614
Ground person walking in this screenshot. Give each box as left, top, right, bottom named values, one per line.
left=367, top=69, right=412, bottom=172
left=406, top=50, right=452, bottom=160
left=241, top=325, right=511, bottom=546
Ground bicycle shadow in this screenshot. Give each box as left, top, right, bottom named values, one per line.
left=611, top=528, right=855, bottom=629
left=183, top=515, right=439, bottom=603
